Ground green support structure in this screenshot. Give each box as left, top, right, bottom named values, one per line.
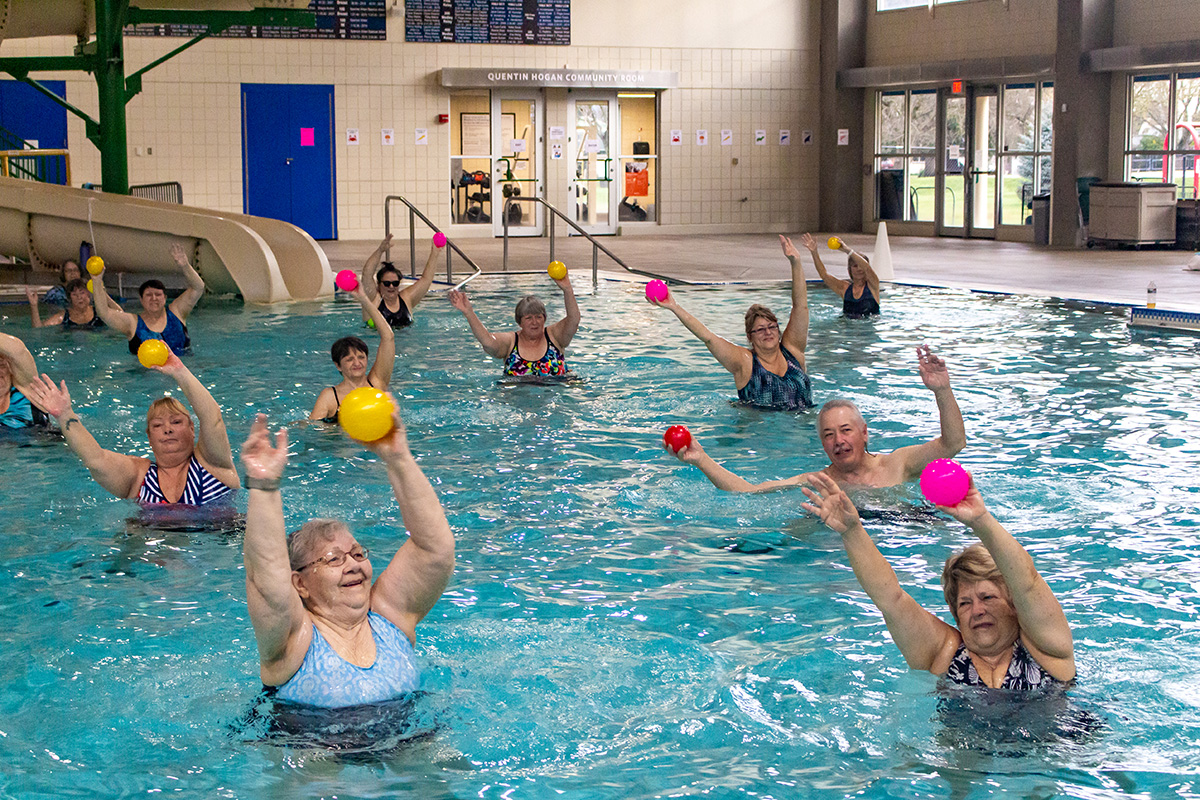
left=0, top=0, right=315, bottom=195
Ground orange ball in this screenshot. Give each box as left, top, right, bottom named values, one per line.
left=86, top=255, right=105, bottom=275
left=137, top=339, right=169, bottom=369
left=547, top=261, right=567, bottom=280
left=339, top=387, right=397, bottom=442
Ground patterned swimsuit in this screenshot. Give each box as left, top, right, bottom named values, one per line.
left=504, top=331, right=567, bottom=377
left=737, top=345, right=813, bottom=410
left=137, top=454, right=234, bottom=506
left=944, top=639, right=1065, bottom=690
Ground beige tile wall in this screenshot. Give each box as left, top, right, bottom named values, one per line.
left=1, top=2, right=819, bottom=240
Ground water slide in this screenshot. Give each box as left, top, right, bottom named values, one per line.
left=0, top=176, right=334, bottom=302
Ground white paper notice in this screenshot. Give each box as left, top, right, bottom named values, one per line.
left=584, top=138, right=601, bottom=154
left=837, top=128, right=850, bottom=146
left=549, top=126, right=565, bottom=140
left=511, top=138, right=527, bottom=153
left=754, top=130, right=766, bottom=145
left=670, top=129, right=682, bottom=145
left=720, top=130, right=733, bottom=146
left=779, top=129, right=791, bottom=145
left=551, top=142, right=563, bottom=159
left=346, top=128, right=359, bottom=145
left=696, top=129, right=708, bottom=146
left=801, top=130, right=813, bottom=145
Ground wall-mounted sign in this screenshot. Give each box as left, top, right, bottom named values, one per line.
left=720, top=130, right=733, bottom=146
left=754, top=130, right=766, bottom=145
left=441, top=68, right=677, bottom=89
left=346, top=128, right=359, bottom=145
left=551, top=142, right=563, bottom=159
left=406, top=0, right=570, bottom=45
left=412, top=129, right=426, bottom=146
left=549, top=126, right=565, bottom=140
left=837, top=128, right=850, bottom=146
left=128, top=0, right=386, bottom=40
left=511, top=138, right=527, bottom=153
left=696, top=130, right=708, bottom=146
left=383, top=128, right=396, bottom=146
left=779, top=129, right=791, bottom=146
left=670, top=129, right=682, bottom=145
left=801, top=130, right=813, bottom=145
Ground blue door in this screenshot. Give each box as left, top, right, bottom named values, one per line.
left=241, top=84, right=337, bottom=239
left=0, top=80, right=69, bottom=184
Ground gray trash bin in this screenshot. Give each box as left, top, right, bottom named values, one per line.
left=1032, top=193, right=1051, bottom=245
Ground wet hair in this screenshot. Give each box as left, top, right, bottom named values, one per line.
left=64, top=278, right=89, bottom=298
left=146, top=396, right=192, bottom=429
left=743, top=304, right=779, bottom=338
left=817, top=398, right=866, bottom=430
left=942, top=543, right=1011, bottom=622
left=139, top=279, right=167, bottom=297
left=331, top=336, right=369, bottom=365
left=514, top=295, right=546, bottom=323
left=61, top=260, right=82, bottom=282
left=288, top=518, right=351, bottom=571
left=375, top=262, right=402, bottom=285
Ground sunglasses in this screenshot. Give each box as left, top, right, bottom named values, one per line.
left=380, top=280, right=401, bottom=288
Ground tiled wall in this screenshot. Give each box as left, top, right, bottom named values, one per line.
left=1, top=2, right=820, bottom=240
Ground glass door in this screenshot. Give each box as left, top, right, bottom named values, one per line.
left=937, top=85, right=999, bottom=237
left=492, top=92, right=543, bottom=237
left=450, top=94, right=493, bottom=228
left=568, top=96, right=619, bottom=235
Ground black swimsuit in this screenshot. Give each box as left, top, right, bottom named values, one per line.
left=378, top=298, right=413, bottom=328
left=842, top=284, right=880, bottom=318
left=944, top=640, right=1065, bottom=691
left=320, top=378, right=376, bottom=424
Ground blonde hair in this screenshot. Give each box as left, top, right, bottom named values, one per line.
left=744, top=304, right=779, bottom=338
left=942, top=543, right=1010, bottom=622
left=146, top=396, right=192, bottom=430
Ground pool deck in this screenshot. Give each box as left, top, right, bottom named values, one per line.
left=322, top=231, right=1200, bottom=313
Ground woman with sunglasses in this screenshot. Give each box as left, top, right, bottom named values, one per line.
left=649, top=235, right=814, bottom=410
left=309, top=283, right=394, bottom=423
left=359, top=234, right=440, bottom=328
left=239, top=408, right=455, bottom=708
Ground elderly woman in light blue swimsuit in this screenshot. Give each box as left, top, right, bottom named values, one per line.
left=239, top=408, right=455, bottom=708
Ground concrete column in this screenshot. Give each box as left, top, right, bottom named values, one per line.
left=1050, top=0, right=1114, bottom=246
left=819, top=0, right=866, bottom=233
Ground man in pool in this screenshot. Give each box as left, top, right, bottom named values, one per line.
left=239, top=408, right=455, bottom=708
left=667, top=345, right=965, bottom=491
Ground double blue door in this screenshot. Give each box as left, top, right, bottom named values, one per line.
left=241, top=84, right=337, bottom=239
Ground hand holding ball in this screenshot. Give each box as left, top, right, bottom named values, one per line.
left=645, top=280, right=669, bottom=303
left=335, top=270, right=359, bottom=292
left=137, top=339, right=170, bottom=369
left=86, top=255, right=105, bottom=275
left=547, top=261, right=567, bottom=281
left=920, top=459, right=970, bottom=506
left=433, top=232, right=447, bottom=248
left=663, top=425, right=692, bottom=454
left=339, top=388, right=397, bottom=442
left=827, top=237, right=843, bottom=251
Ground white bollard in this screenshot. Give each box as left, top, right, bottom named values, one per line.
left=872, top=221, right=895, bottom=280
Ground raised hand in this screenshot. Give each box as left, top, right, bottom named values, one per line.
left=150, top=346, right=186, bottom=377
left=917, top=344, right=950, bottom=391
left=934, top=475, right=989, bottom=526
left=799, top=232, right=818, bottom=253
left=447, top=289, right=472, bottom=312
left=240, top=413, right=289, bottom=481
left=801, top=471, right=861, bottom=535
left=361, top=403, right=412, bottom=462
left=170, top=243, right=190, bottom=268
left=780, top=235, right=803, bottom=260
left=23, top=374, right=73, bottom=420
left=24, top=287, right=37, bottom=304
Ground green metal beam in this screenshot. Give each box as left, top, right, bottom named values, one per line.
left=125, top=8, right=317, bottom=28
left=0, top=56, right=96, bottom=76
left=8, top=77, right=102, bottom=142
left=125, top=32, right=214, bottom=101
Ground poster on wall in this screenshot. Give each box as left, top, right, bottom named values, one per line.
left=461, top=113, right=490, bottom=156
left=127, top=0, right=386, bottom=40
left=405, top=0, right=570, bottom=45
left=624, top=162, right=649, bottom=197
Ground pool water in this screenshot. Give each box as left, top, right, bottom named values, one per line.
left=2, top=281, right=1200, bottom=799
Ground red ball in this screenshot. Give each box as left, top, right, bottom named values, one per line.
left=663, top=425, right=692, bottom=453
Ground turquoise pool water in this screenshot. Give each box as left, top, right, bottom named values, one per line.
left=2, top=281, right=1199, bottom=799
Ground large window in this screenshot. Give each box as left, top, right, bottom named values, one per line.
left=1127, top=73, right=1200, bottom=198
left=999, top=82, right=1053, bottom=225
left=875, top=90, right=937, bottom=221
left=877, top=0, right=968, bottom=10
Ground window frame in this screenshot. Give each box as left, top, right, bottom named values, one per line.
left=1125, top=72, right=1200, bottom=199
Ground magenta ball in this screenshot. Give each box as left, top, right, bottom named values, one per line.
left=645, top=280, right=668, bottom=303
left=335, top=270, right=359, bottom=292
left=920, top=459, right=970, bottom=506
left=433, top=231, right=447, bottom=248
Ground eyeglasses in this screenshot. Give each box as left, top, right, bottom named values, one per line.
left=297, top=547, right=370, bottom=572
left=750, top=323, right=780, bottom=337
left=380, top=280, right=401, bottom=288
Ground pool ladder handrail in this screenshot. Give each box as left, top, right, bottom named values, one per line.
left=383, top=194, right=484, bottom=289
left=503, top=195, right=691, bottom=288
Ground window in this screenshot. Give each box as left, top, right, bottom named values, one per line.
left=999, top=82, right=1053, bottom=225
left=874, top=90, right=936, bottom=222
left=876, top=0, right=969, bottom=10
left=1127, top=73, right=1200, bottom=198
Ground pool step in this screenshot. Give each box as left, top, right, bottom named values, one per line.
left=1130, top=306, right=1200, bottom=333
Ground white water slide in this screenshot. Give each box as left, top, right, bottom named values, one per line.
left=0, top=0, right=333, bottom=302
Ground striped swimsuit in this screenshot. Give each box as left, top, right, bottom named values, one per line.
left=137, top=454, right=234, bottom=506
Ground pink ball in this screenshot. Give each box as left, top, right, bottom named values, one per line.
left=433, top=231, right=447, bottom=248
left=645, top=280, right=668, bottom=303
left=920, top=459, right=970, bottom=506
left=335, top=270, right=359, bottom=292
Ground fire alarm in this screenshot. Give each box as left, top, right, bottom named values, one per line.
left=437, top=114, right=450, bottom=124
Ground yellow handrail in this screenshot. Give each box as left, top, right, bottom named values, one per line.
left=0, top=149, right=72, bottom=186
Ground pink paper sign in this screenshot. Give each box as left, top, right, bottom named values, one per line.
left=300, top=128, right=315, bottom=147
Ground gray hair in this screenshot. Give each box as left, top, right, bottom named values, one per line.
left=817, top=398, right=866, bottom=429
left=287, top=518, right=350, bottom=570
left=514, top=295, right=547, bottom=323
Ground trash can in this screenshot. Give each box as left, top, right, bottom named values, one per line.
left=1032, top=193, right=1051, bottom=245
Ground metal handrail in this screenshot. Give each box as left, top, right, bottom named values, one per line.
left=383, top=195, right=483, bottom=289
left=0, top=149, right=71, bottom=185
left=503, top=195, right=688, bottom=289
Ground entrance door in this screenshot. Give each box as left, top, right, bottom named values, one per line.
left=241, top=84, right=337, bottom=240
left=492, top=92, right=543, bottom=236
left=938, top=85, right=998, bottom=238
left=568, top=96, right=619, bottom=235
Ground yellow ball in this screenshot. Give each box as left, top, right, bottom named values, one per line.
left=339, top=387, right=396, bottom=442
left=137, top=339, right=170, bottom=369
left=547, top=261, right=567, bottom=280
left=86, top=255, right=105, bottom=275
left=827, top=237, right=843, bottom=251
left=86, top=279, right=94, bottom=293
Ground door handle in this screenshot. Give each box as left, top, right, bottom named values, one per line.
left=286, top=157, right=294, bottom=165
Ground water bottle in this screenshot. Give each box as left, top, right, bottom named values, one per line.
left=1146, top=281, right=1157, bottom=309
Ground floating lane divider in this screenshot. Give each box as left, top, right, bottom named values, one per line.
left=1130, top=306, right=1200, bottom=333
